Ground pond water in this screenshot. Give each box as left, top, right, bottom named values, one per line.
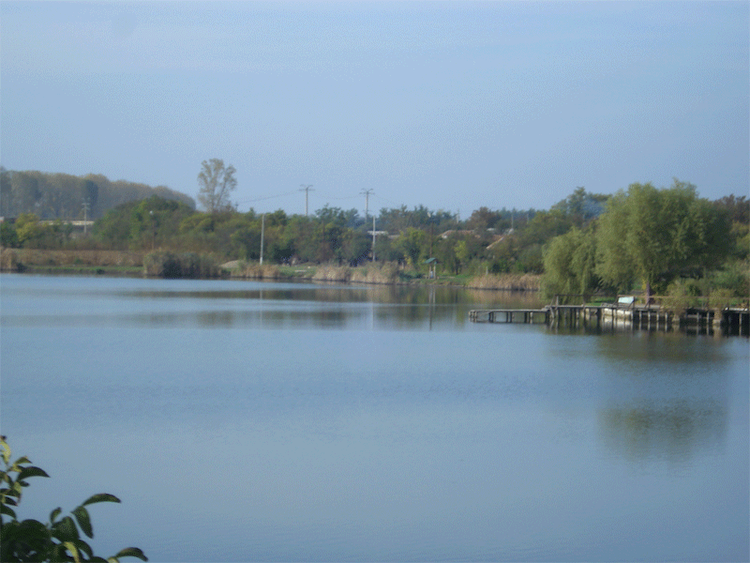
left=1, top=274, right=748, bottom=562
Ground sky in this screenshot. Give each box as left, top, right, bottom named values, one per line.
left=1, top=1, right=748, bottom=217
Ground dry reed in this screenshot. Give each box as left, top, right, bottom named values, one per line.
left=229, top=261, right=282, bottom=280
left=465, top=273, right=541, bottom=291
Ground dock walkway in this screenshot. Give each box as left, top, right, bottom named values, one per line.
left=469, top=302, right=749, bottom=335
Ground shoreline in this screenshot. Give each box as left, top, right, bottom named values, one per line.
left=0, top=247, right=542, bottom=291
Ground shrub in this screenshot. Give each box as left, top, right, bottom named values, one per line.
left=143, top=251, right=224, bottom=279
left=711, top=260, right=750, bottom=297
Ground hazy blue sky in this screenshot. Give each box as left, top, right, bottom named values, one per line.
left=2, top=1, right=748, bottom=216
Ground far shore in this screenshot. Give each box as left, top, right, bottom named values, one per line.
left=0, top=247, right=542, bottom=291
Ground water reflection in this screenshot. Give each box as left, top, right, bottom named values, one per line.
left=599, top=399, right=727, bottom=463
left=120, top=282, right=544, bottom=307
left=1, top=276, right=545, bottom=330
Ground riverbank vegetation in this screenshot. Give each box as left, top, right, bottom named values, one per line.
left=1, top=168, right=747, bottom=303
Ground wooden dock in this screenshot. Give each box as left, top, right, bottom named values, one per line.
left=469, top=303, right=749, bottom=335
left=469, top=308, right=550, bottom=324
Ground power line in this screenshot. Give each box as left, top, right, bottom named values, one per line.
left=236, top=190, right=298, bottom=204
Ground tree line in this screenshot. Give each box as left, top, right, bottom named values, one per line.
left=0, top=168, right=195, bottom=221
left=543, top=181, right=748, bottom=300
left=1, top=163, right=747, bottom=300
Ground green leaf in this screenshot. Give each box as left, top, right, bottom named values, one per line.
left=52, top=515, right=79, bottom=542
left=10, top=456, right=31, bottom=471
left=114, top=547, right=148, bottom=561
left=17, top=465, right=50, bottom=480
left=0, top=439, right=10, bottom=465
left=1, top=503, right=16, bottom=519
left=82, top=493, right=121, bottom=506
left=72, top=538, right=94, bottom=560
left=63, top=540, right=82, bottom=563
left=50, top=506, right=62, bottom=523
left=17, top=518, right=51, bottom=541
left=73, top=505, right=93, bottom=538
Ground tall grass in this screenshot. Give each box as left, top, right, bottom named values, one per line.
left=229, top=261, right=282, bottom=280
left=350, top=263, right=400, bottom=284
left=311, top=263, right=401, bottom=284
left=311, top=266, right=352, bottom=283
left=466, top=273, right=541, bottom=291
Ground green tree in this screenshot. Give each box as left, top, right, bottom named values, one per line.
left=542, top=225, right=600, bottom=300
left=1, top=221, right=19, bottom=247
left=0, top=438, right=147, bottom=563
left=1, top=167, right=12, bottom=217
left=394, top=228, right=427, bottom=267
left=15, top=213, right=43, bottom=246
left=197, top=159, right=237, bottom=214
left=596, top=180, right=732, bottom=297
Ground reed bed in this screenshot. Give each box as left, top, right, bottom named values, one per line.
left=228, top=261, right=282, bottom=280
left=143, top=251, right=224, bottom=279
left=311, top=263, right=401, bottom=284
left=465, top=273, right=541, bottom=291
left=350, top=263, right=400, bottom=285
left=311, top=265, right=352, bottom=283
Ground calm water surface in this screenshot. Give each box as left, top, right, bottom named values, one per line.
left=1, top=274, right=748, bottom=562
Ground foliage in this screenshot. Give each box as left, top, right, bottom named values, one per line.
left=0, top=169, right=193, bottom=221
left=197, top=159, right=237, bottom=213
left=394, top=228, right=427, bottom=267
left=542, top=225, right=600, bottom=300
left=710, top=259, right=750, bottom=297
left=377, top=205, right=456, bottom=234
left=0, top=437, right=147, bottom=563
left=94, top=197, right=196, bottom=250
left=143, top=250, right=224, bottom=278
left=6, top=214, right=74, bottom=249
left=550, top=187, right=609, bottom=227
left=4, top=177, right=745, bottom=291
left=596, top=180, right=732, bottom=296
left=2, top=221, right=20, bottom=248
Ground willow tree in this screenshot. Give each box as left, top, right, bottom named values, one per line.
left=542, top=224, right=600, bottom=301
left=595, top=180, right=731, bottom=297
left=197, top=158, right=237, bottom=213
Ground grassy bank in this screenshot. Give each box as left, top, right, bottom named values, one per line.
left=0, top=248, right=144, bottom=275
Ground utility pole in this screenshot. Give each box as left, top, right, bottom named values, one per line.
left=428, top=212, right=433, bottom=258
left=260, top=213, right=265, bottom=265
left=82, top=199, right=90, bottom=235
left=300, top=185, right=314, bottom=217
left=372, top=215, right=376, bottom=262
left=360, top=189, right=374, bottom=219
